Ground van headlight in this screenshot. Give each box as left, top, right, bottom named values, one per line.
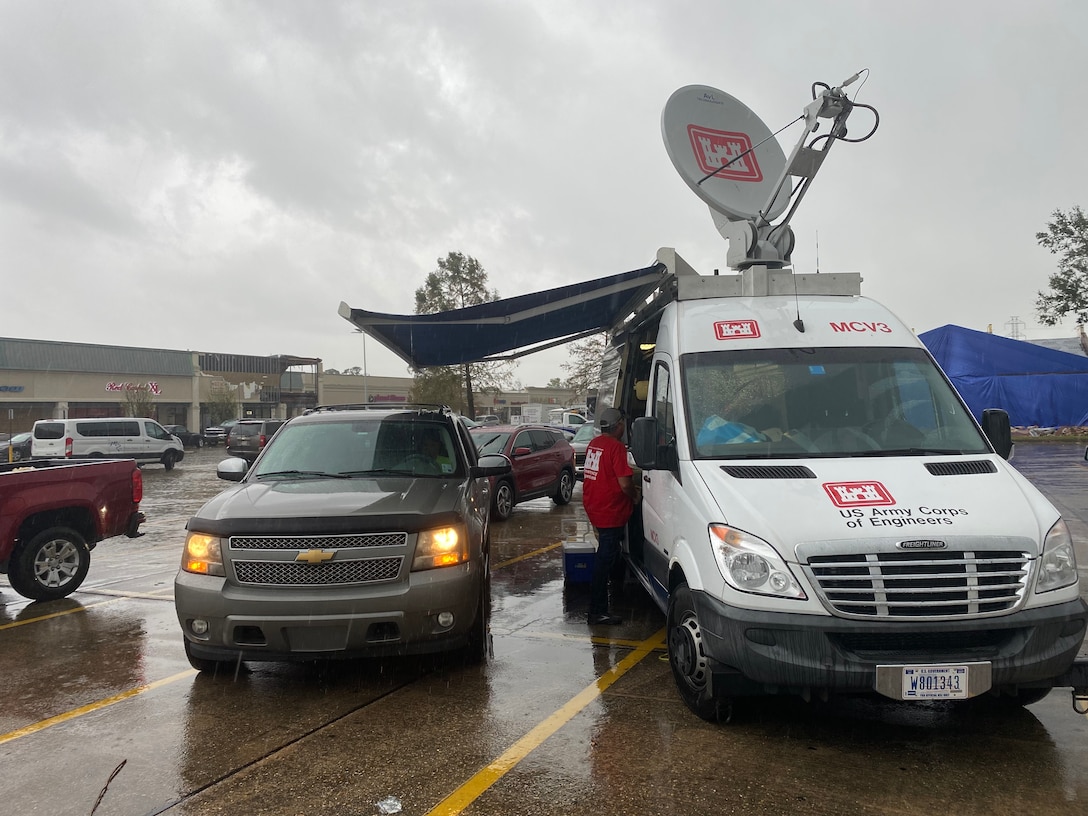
left=1035, top=519, right=1078, bottom=593
left=182, top=532, right=225, bottom=577
left=412, top=525, right=469, bottom=570
left=709, top=524, right=806, bottom=599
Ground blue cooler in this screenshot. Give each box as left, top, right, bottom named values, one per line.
left=563, top=540, right=596, bottom=584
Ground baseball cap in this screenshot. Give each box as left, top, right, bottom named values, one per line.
left=597, top=407, right=624, bottom=430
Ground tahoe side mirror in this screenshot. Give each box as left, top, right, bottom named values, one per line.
left=981, top=408, right=1013, bottom=460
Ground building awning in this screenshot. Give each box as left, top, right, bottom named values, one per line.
left=338, top=263, right=668, bottom=369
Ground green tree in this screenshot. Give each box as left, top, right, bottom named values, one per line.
left=412, top=252, right=516, bottom=416
left=1035, top=206, right=1088, bottom=325
left=561, top=333, right=607, bottom=397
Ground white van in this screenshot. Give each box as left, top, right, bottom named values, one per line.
left=616, top=252, right=1087, bottom=720
left=31, top=417, right=185, bottom=469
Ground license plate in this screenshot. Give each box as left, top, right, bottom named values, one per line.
left=901, top=665, right=969, bottom=699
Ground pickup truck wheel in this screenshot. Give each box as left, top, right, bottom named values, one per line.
left=492, top=481, right=514, bottom=521
left=162, top=451, right=176, bottom=470
left=8, top=527, right=90, bottom=601
left=552, top=469, right=574, bottom=506
left=667, top=582, right=732, bottom=723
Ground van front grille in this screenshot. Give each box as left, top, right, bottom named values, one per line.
left=233, top=556, right=403, bottom=586
left=804, top=550, right=1030, bottom=619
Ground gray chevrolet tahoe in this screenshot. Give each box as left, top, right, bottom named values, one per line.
left=174, top=404, right=511, bottom=673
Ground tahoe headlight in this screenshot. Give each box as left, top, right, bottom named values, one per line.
left=182, top=532, right=225, bottom=577
left=709, top=524, right=806, bottom=599
left=412, top=525, right=469, bottom=570
left=1035, top=518, right=1078, bottom=593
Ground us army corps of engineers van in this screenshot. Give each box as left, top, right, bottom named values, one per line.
left=610, top=251, right=1088, bottom=721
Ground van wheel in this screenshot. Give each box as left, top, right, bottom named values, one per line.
left=552, top=469, right=574, bottom=506
left=667, top=582, right=732, bottom=723
left=492, top=481, right=514, bottom=521
left=8, top=527, right=91, bottom=601
left=162, top=451, right=176, bottom=470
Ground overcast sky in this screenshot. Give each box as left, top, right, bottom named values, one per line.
left=2, top=1, right=1085, bottom=385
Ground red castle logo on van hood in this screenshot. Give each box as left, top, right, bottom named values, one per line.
left=823, top=481, right=895, bottom=507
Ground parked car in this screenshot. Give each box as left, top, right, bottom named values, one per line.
left=474, top=415, right=500, bottom=425
left=164, top=424, right=204, bottom=448
left=226, top=418, right=286, bottom=462
left=174, top=404, right=511, bottom=672
left=569, top=423, right=600, bottom=481
left=202, top=418, right=240, bottom=446
left=469, top=424, right=575, bottom=521
left=2, top=431, right=33, bottom=462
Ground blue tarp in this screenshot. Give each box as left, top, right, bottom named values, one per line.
left=920, top=324, right=1088, bottom=427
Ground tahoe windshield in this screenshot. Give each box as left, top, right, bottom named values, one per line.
left=251, top=418, right=461, bottom=478
left=681, top=347, right=989, bottom=459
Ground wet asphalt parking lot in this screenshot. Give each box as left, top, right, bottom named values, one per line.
left=1, top=441, right=1087, bottom=816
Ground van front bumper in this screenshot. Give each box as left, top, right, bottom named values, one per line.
left=691, top=590, right=1088, bottom=698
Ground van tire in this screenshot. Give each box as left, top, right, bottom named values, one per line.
left=492, top=480, right=514, bottom=521
left=552, top=469, right=574, bottom=506
left=8, top=527, right=91, bottom=601
left=162, top=451, right=176, bottom=470
left=667, top=582, right=732, bottom=723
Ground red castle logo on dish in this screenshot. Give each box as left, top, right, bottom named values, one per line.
left=714, top=320, right=760, bottom=341
left=687, top=125, right=763, bottom=182
left=823, top=481, right=895, bottom=507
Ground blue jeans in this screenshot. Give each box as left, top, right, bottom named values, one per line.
left=589, top=526, right=623, bottom=616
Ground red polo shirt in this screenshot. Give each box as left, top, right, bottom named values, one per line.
left=581, top=433, right=634, bottom=529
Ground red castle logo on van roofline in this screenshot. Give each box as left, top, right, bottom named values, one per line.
left=714, top=320, right=760, bottom=340
left=687, top=125, right=763, bottom=182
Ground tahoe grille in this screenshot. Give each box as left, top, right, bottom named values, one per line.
left=805, top=550, right=1030, bottom=619
left=233, top=556, right=403, bottom=586
left=230, top=533, right=407, bottom=550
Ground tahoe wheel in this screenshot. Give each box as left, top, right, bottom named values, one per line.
left=552, top=469, right=574, bottom=506
left=464, top=547, right=492, bottom=664
left=8, top=526, right=91, bottom=601
left=667, top=582, right=732, bottom=723
left=184, top=639, right=241, bottom=675
left=492, top=480, right=514, bottom=521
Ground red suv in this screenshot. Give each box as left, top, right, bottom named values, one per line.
left=469, top=424, right=575, bottom=521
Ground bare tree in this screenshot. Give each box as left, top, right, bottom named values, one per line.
left=561, top=333, right=607, bottom=397
left=122, top=385, right=155, bottom=418
left=413, top=252, right=516, bottom=416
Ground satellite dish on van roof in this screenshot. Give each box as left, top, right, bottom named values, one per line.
left=661, top=85, right=789, bottom=223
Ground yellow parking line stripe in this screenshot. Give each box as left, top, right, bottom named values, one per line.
left=426, top=629, right=666, bottom=816
left=0, top=670, right=196, bottom=746
left=494, top=541, right=562, bottom=569
left=0, top=597, right=126, bottom=630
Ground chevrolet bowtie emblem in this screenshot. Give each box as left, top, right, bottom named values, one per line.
left=295, top=549, right=335, bottom=564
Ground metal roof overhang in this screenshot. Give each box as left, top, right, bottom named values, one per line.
left=338, top=263, right=669, bottom=369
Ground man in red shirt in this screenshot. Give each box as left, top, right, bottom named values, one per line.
left=581, top=407, right=639, bottom=625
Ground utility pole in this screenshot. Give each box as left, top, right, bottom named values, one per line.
left=1005, top=316, right=1025, bottom=340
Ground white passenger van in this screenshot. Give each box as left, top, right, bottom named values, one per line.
left=31, top=417, right=185, bottom=469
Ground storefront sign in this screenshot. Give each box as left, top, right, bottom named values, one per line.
left=105, top=381, right=162, bottom=395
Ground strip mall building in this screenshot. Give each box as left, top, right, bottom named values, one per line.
left=0, top=337, right=579, bottom=434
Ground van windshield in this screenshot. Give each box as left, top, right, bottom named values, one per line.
left=681, top=347, right=990, bottom=459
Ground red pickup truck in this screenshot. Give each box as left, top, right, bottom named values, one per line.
left=0, top=458, right=145, bottom=601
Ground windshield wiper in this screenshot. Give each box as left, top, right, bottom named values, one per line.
left=337, top=469, right=417, bottom=477
left=851, top=448, right=967, bottom=457
left=255, top=470, right=352, bottom=479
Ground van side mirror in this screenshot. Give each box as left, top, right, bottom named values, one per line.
left=981, top=409, right=1013, bottom=460
left=630, top=417, right=677, bottom=471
